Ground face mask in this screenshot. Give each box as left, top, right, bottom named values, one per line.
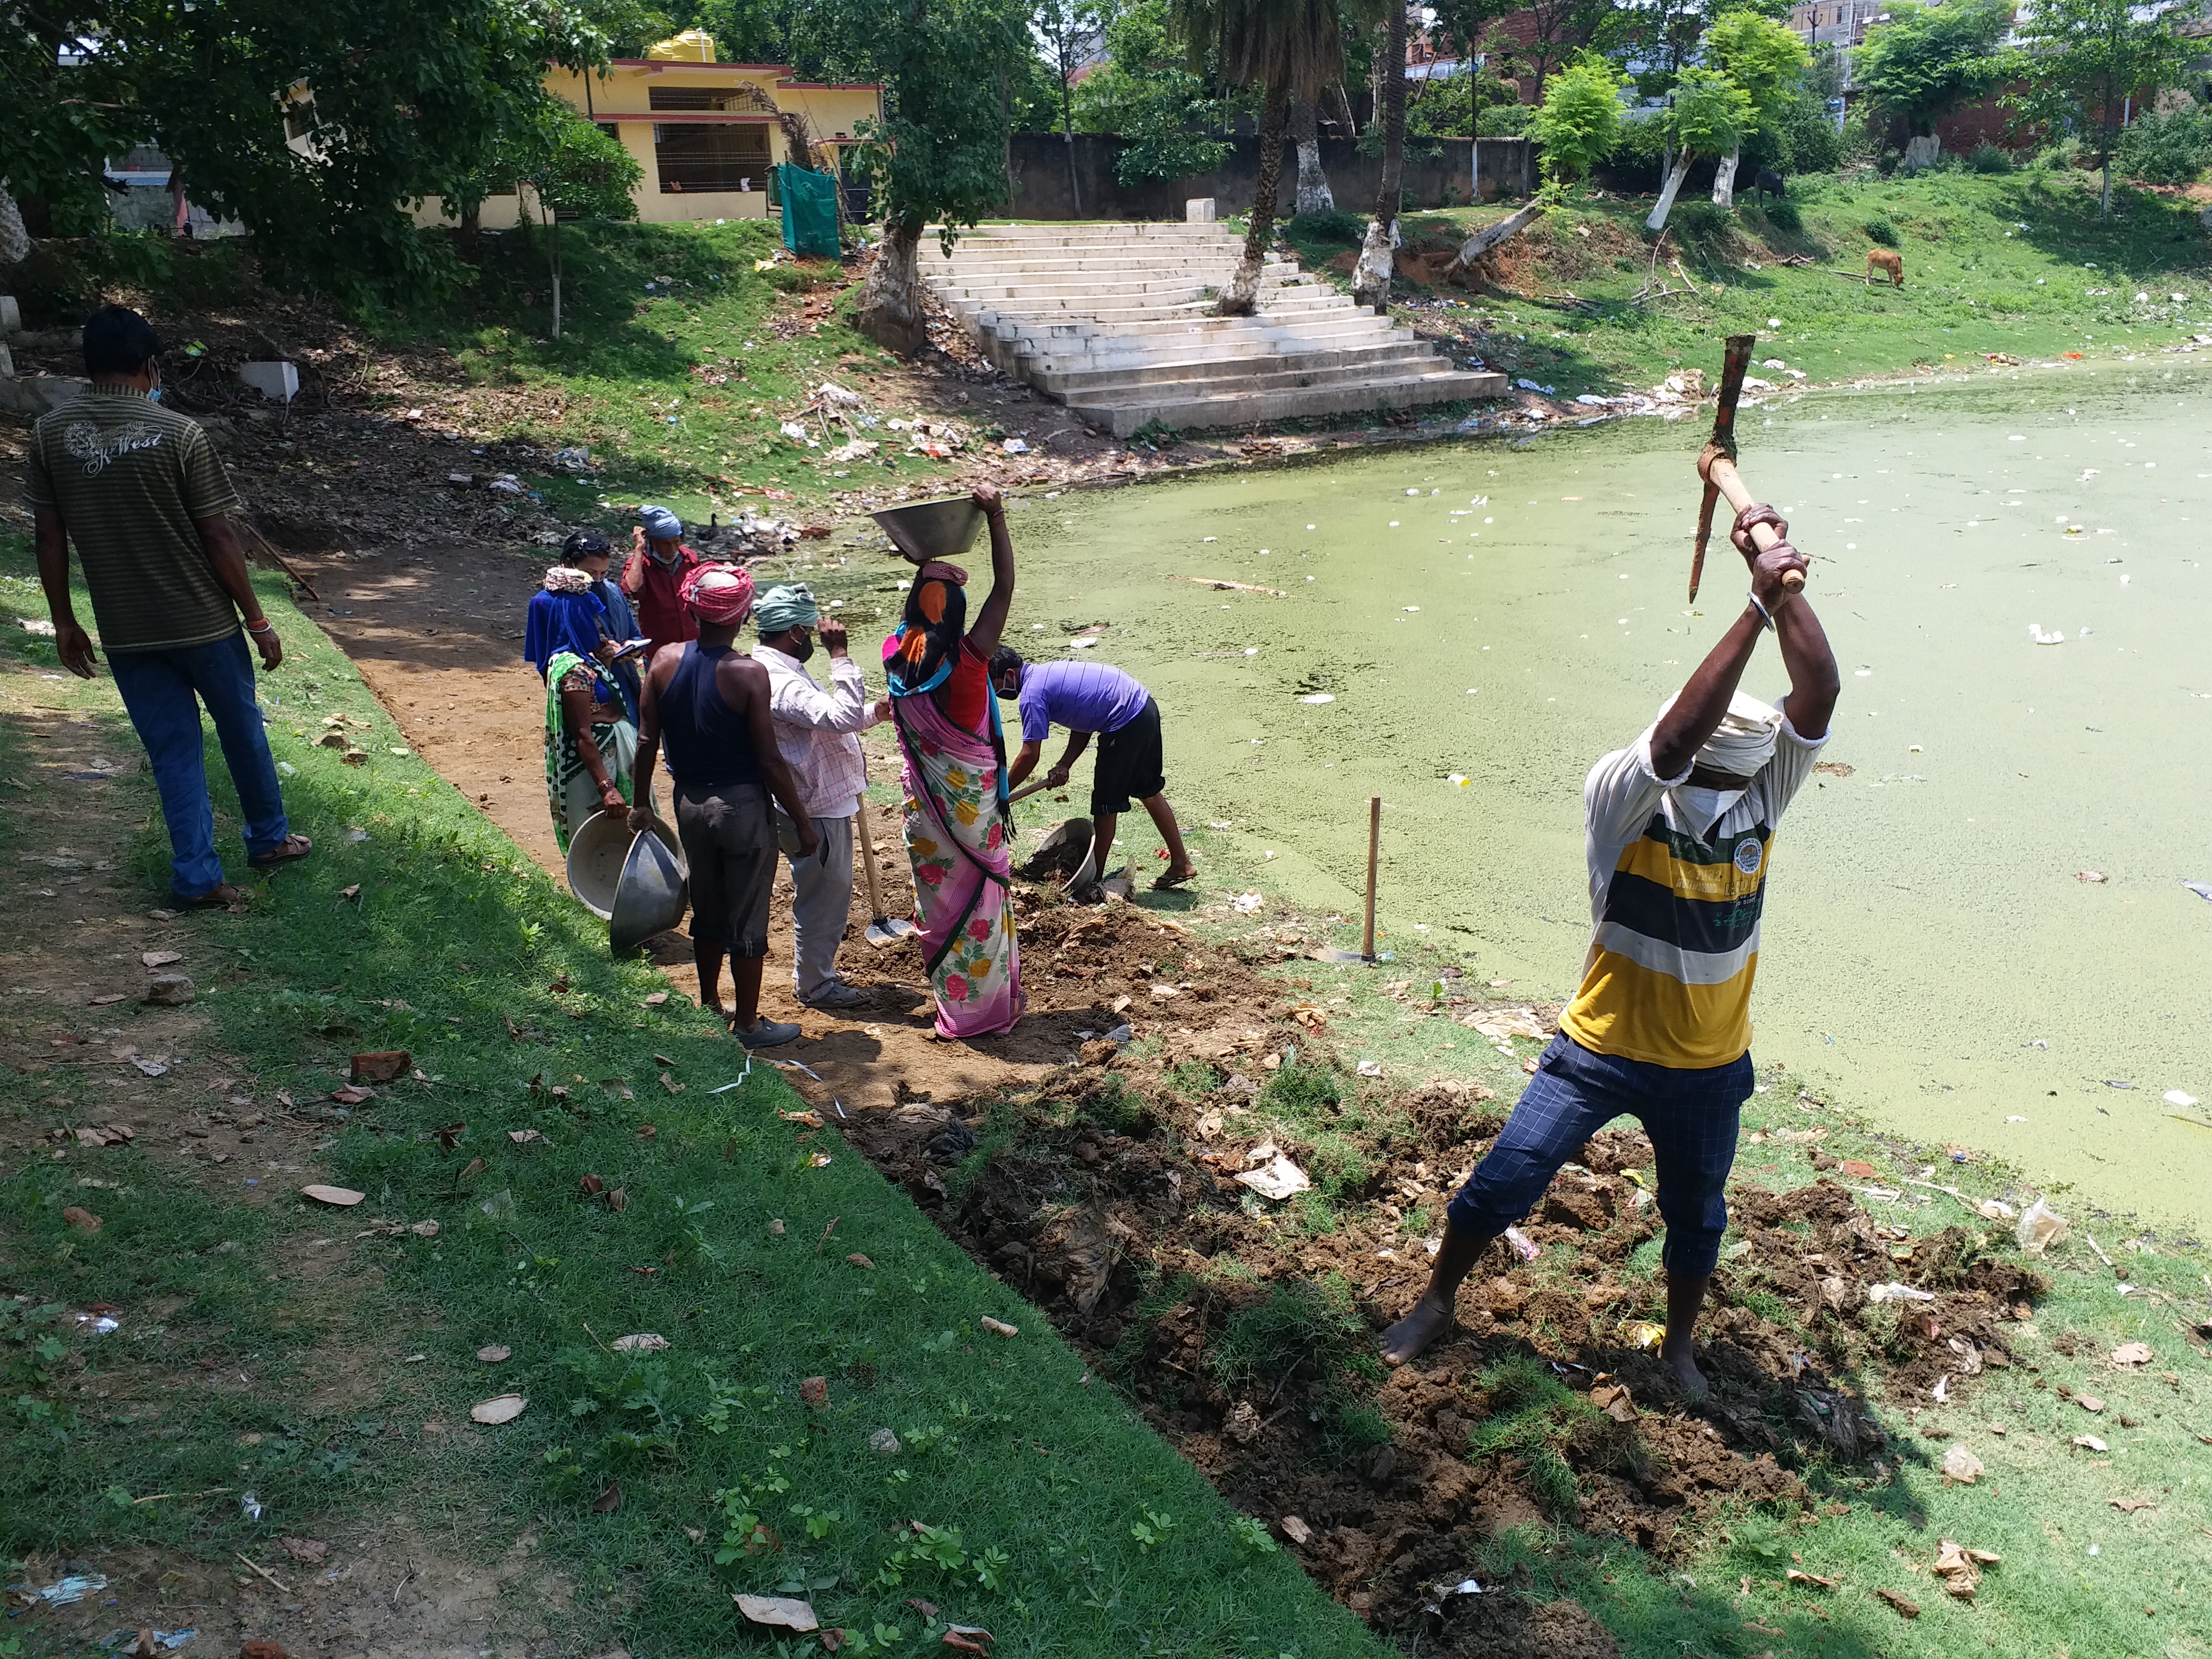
left=785, top=632, right=815, bottom=664
left=147, top=385, right=163, bottom=403
left=1670, top=785, right=1745, bottom=839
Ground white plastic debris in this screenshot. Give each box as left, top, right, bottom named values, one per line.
left=1868, top=1282, right=1937, bottom=1303
left=1297, top=693, right=1335, bottom=705
left=1357, top=1060, right=1383, bottom=1078
left=1503, top=1226, right=1540, bottom=1262
left=1230, top=892, right=1265, bottom=915
left=1235, top=1149, right=1313, bottom=1202
left=1002, top=437, right=1030, bottom=454
left=2015, top=1196, right=2070, bottom=1255
left=2165, top=1089, right=2199, bottom=1108
left=2027, top=623, right=2065, bottom=645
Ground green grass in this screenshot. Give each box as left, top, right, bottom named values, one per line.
left=0, top=532, right=1382, bottom=1658
left=1284, top=166, right=2212, bottom=400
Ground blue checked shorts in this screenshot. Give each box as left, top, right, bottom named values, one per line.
left=1445, top=1032, right=1753, bottom=1278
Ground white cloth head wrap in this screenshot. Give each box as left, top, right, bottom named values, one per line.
left=1659, top=689, right=1782, bottom=777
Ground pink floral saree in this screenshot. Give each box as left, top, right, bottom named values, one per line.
left=891, top=686, right=1023, bottom=1039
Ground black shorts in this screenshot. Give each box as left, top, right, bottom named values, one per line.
left=1091, top=697, right=1166, bottom=817
left=674, top=781, right=775, bottom=958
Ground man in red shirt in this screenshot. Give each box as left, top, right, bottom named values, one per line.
left=621, top=505, right=701, bottom=651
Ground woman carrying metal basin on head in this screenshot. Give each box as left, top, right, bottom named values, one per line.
left=876, top=485, right=1024, bottom=1040
left=525, top=565, right=642, bottom=854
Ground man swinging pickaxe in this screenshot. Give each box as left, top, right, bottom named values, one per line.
left=1689, top=332, right=1808, bottom=604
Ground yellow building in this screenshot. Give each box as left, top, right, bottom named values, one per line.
left=413, top=32, right=882, bottom=229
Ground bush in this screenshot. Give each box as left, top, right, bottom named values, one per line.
left=1969, top=141, right=2013, bottom=174
left=1477, top=102, right=1537, bottom=138
left=1863, top=216, right=1901, bottom=246
left=1762, top=197, right=1803, bottom=231
left=2116, top=107, right=2212, bottom=186
left=1286, top=208, right=1365, bottom=245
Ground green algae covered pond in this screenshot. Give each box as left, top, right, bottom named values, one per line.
left=1002, top=358, right=2212, bottom=1231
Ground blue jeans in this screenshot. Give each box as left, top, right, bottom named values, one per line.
left=108, top=632, right=290, bottom=900
left=1446, top=1033, right=1752, bottom=1278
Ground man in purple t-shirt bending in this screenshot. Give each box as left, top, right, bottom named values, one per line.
left=989, top=649, right=1194, bottom=894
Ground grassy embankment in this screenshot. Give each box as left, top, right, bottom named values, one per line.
left=1286, top=167, right=2212, bottom=400
left=0, top=529, right=1380, bottom=1659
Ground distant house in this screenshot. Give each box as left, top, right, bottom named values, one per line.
left=411, top=31, right=882, bottom=230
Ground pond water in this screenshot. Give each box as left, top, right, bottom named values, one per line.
left=1004, top=358, right=2212, bottom=1231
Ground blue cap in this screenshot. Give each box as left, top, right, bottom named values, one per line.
left=638, top=504, right=683, bottom=541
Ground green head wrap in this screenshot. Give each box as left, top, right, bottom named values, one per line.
left=753, top=582, right=822, bottom=637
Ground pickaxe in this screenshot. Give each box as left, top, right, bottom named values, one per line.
left=1689, top=332, right=1806, bottom=602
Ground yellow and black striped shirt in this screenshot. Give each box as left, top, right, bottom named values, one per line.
left=1560, top=717, right=1826, bottom=1070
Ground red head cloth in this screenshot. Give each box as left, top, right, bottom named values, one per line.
left=681, top=562, right=755, bottom=626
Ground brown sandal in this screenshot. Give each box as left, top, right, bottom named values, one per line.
left=250, top=833, right=314, bottom=870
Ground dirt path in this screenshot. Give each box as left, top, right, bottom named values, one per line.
left=277, top=537, right=1124, bottom=1116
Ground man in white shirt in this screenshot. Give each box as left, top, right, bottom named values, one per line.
left=751, top=584, right=885, bottom=1010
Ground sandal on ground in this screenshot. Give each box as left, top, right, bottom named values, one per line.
left=1151, top=868, right=1197, bottom=890
left=170, top=883, right=250, bottom=910
left=249, top=833, right=313, bottom=870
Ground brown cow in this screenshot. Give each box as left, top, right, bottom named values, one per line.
left=1865, top=248, right=1904, bottom=287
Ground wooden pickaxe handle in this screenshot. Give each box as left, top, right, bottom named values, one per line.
left=1698, top=449, right=1807, bottom=593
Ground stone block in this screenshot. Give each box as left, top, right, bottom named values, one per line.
left=1184, top=197, right=1216, bottom=223
left=0, top=296, right=18, bottom=334
left=240, top=360, right=301, bottom=402
left=144, top=974, right=196, bottom=1007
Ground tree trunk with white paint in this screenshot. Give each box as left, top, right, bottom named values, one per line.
left=1647, top=151, right=1692, bottom=232
left=1901, top=133, right=1940, bottom=173
left=859, top=218, right=928, bottom=353
left=1710, top=148, right=1739, bottom=208
left=1292, top=97, right=1333, bottom=215
left=0, top=187, right=29, bottom=267
left=1446, top=201, right=1545, bottom=280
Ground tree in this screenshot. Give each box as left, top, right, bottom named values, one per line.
left=1702, top=8, right=1807, bottom=204
left=1531, top=54, right=1627, bottom=183
left=1071, top=0, right=1236, bottom=186
left=1852, top=0, right=2011, bottom=170
left=1351, top=0, right=1406, bottom=311
left=1645, top=63, right=1750, bottom=229
left=819, top=0, right=1033, bottom=352
left=516, top=105, right=641, bottom=338
left=2006, top=0, right=2200, bottom=214
left=1426, top=0, right=1520, bottom=141
left=1169, top=0, right=1346, bottom=315
left=1034, top=0, right=1112, bottom=216
left=1, top=1, right=125, bottom=253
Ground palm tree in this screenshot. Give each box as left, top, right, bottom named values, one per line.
left=1170, top=0, right=1346, bottom=315
left=1351, top=0, right=1407, bottom=312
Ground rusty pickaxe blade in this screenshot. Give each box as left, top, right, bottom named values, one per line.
left=1689, top=332, right=1758, bottom=602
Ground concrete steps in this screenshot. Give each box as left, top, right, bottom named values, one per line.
left=920, top=222, right=1505, bottom=436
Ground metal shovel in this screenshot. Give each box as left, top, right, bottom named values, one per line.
left=854, top=806, right=917, bottom=948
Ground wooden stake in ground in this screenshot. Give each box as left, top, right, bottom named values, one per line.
left=1360, top=795, right=1380, bottom=961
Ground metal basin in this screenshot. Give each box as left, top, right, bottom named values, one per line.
left=611, top=824, right=689, bottom=957
left=872, top=495, right=983, bottom=565
left=565, top=809, right=636, bottom=919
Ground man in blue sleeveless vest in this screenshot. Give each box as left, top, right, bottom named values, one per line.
left=630, top=564, right=817, bottom=1049
left=1382, top=517, right=1839, bottom=1395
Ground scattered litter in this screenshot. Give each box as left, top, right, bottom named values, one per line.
left=1502, top=1226, right=1540, bottom=1263
left=1589, top=1383, right=1637, bottom=1423
left=1001, top=437, right=1030, bottom=455
left=2015, top=1196, right=2070, bottom=1255
left=1941, top=1444, right=1984, bottom=1483
left=1296, top=693, right=1335, bottom=705
left=240, top=1494, right=263, bottom=1521
left=470, top=1394, right=528, bottom=1425
left=1230, top=892, right=1264, bottom=915
left=1786, top=1568, right=1839, bottom=1589
left=869, top=1428, right=901, bottom=1455
left=2076, top=1394, right=2106, bottom=1413
left=2027, top=624, right=2065, bottom=645
left=1356, top=1060, right=1382, bottom=1078
left=300, top=1185, right=365, bottom=1208
left=1280, top=1515, right=1313, bottom=1545
left=1234, top=1150, right=1313, bottom=1202
left=735, top=1594, right=818, bottom=1632
left=2073, top=1432, right=2108, bottom=1452
left=612, top=1333, right=669, bottom=1353
left=2112, top=1341, right=2153, bottom=1367
left=1618, top=1319, right=1665, bottom=1350
left=1868, top=1282, right=1937, bottom=1303
left=476, top=1345, right=511, bottom=1363
left=1421, top=1575, right=1486, bottom=1612
left=1930, top=1539, right=2000, bottom=1600
left=2076, top=870, right=2107, bottom=883
left=1975, top=1199, right=2017, bottom=1222
left=2110, top=1496, right=2156, bottom=1513
left=981, top=1314, right=1019, bottom=1337
left=13, top=1573, right=108, bottom=1607
left=2165, top=1090, right=2199, bottom=1108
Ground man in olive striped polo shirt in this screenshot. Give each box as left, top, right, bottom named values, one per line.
left=28, top=305, right=310, bottom=907
left=1383, top=530, right=1839, bottom=1393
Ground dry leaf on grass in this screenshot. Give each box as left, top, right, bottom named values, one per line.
left=507, top=1129, right=542, bottom=1145
left=943, top=1626, right=995, bottom=1654
left=339, top=884, right=361, bottom=900
left=330, top=1085, right=375, bottom=1106
left=608, top=1187, right=628, bottom=1213
left=734, top=1593, right=817, bottom=1632
left=2111, top=1341, right=2153, bottom=1367
left=300, top=1185, right=366, bottom=1208
left=577, top=1174, right=605, bottom=1197
left=1589, top=1384, right=1637, bottom=1423
left=612, top=1333, right=669, bottom=1353
left=780, top=1108, right=825, bottom=1128
left=476, top=1345, right=511, bottom=1363
left=800, top=1376, right=829, bottom=1406
left=846, top=1252, right=876, bottom=1269
left=592, top=1482, right=621, bottom=1513
left=1871, top=1588, right=1920, bottom=1619
left=2073, top=1433, right=2109, bottom=1453
left=905, top=1598, right=939, bottom=1619
left=659, top=1072, right=684, bottom=1094
left=1785, top=1568, right=1839, bottom=1589
left=434, top=1122, right=466, bottom=1149
left=350, top=1050, right=411, bottom=1083
left=2111, top=1497, right=2157, bottom=1513
left=1941, top=1445, right=1984, bottom=1484
left=470, top=1394, right=528, bottom=1425
left=1931, top=1539, right=1999, bottom=1599
left=643, top=991, right=669, bottom=1007
left=806, top=1153, right=833, bottom=1168
left=278, top=1538, right=327, bottom=1564
left=980, top=1316, right=1019, bottom=1338
left=457, top=1156, right=488, bottom=1181
left=2077, top=1394, right=2107, bottom=1413
left=636, top=1124, right=657, bottom=1141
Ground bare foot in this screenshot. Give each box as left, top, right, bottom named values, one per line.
left=1662, top=1342, right=1708, bottom=1398
left=1380, top=1297, right=1452, bottom=1368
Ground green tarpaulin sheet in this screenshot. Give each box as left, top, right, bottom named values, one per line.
left=776, top=164, right=840, bottom=258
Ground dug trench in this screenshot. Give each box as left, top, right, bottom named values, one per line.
left=838, top=896, right=2053, bottom=1657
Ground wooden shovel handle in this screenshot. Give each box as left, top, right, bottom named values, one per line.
left=1699, top=451, right=1806, bottom=591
